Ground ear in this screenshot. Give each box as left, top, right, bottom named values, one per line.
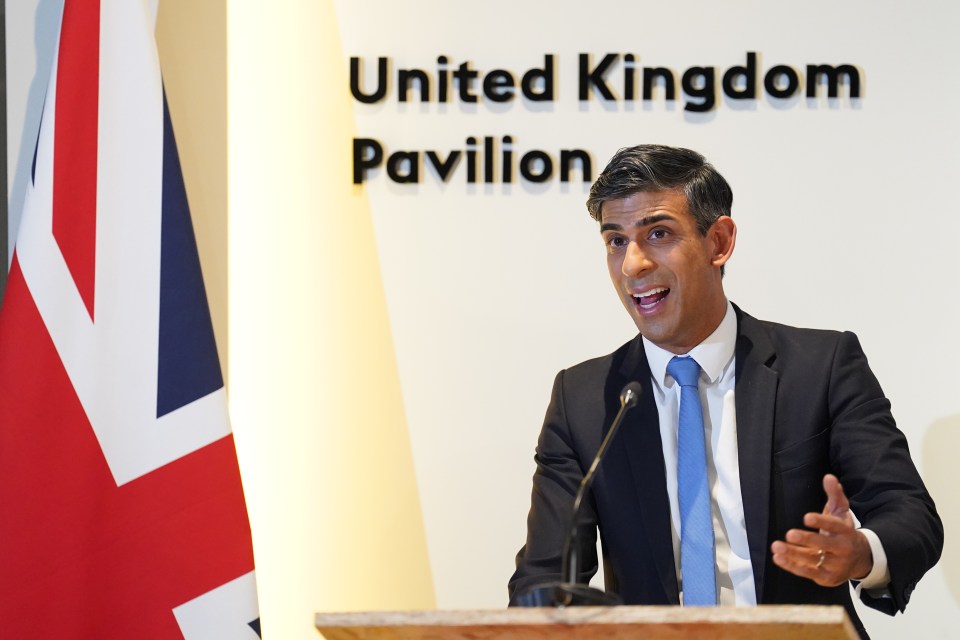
left=709, top=216, right=737, bottom=268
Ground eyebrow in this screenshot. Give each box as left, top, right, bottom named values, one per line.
left=600, top=213, right=675, bottom=233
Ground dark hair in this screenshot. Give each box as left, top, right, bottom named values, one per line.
left=586, top=144, right=733, bottom=234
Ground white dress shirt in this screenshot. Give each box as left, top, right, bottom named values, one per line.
left=642, top=301, right=889, bottom=606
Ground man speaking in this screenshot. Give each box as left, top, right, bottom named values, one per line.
left=508, top=145, right=942, bottom=639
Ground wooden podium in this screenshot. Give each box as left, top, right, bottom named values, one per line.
left=315, top=605, right=860, bottom=639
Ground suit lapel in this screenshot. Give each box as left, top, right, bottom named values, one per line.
left=617, top=335, right=680, bottom=603
left=733, top=306, right=778, bottom=603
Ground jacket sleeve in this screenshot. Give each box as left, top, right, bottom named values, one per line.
left=827, top=331, right=943, bottom=614
left=507, top=369, right=600, bottom=603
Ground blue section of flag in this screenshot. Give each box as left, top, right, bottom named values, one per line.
left=156, top=90, right=224, bottom=419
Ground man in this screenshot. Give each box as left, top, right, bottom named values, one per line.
left=508, top=145, right=942, bottom=639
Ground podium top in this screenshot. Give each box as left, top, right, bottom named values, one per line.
left=315, top=605, right=859, bottom=640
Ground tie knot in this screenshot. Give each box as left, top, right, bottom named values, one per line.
left=667, top=356, right=701, bottom=387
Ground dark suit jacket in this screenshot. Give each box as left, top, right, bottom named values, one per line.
left=509, top=306, right=942, bottom=639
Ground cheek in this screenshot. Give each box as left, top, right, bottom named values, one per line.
left=607, top=255, right=623, bottom=279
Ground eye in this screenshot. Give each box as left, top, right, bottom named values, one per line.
left=604, top=234, right=628, bottom=251
left=648, top=227, right=670, bottom=241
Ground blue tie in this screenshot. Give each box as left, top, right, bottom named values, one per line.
left=667, top=356, right=717, bottom=606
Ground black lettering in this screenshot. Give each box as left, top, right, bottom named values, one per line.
left=398, top=68, right=429, bottom=102
left=643, top=67, right=675, bottom=101
left=623, top=54, right=636, bottom=101
left=502, top=136, right=514, bottom=183
left=682, top=66, right=715, bottom=112
left=466, top=137, right=478, bottom=183
left=353, top=138, right=383, bottom=184
left=722, top=52, right=756, bottom=100
left=520, top=150, right=553, bottom=183
left=521, top=55, right=555, bottom=102
left=484, top=137, right=495, bottom=182
left=806, top=64, right=860, bottom=98
left=350, top=57, right=387, bottom=104
left=560, top=149, right=592, bottom=183
left=579, top=53, right=618, bottom=100
left=764, top=65, right=800, bottom=98
left=483, top=70, right=515, bottom=103
left=454, top=62, right=479, bottom=103
left=425, top=150, right=461, bottom=181
left=387, top=151, right=419, bottom=183
left=437, top=56, right=449, bottom=102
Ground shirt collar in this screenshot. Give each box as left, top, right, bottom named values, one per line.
left=643, top=300, right=737, bottom=388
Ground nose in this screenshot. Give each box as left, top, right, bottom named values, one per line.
left=622, top=240, right=652, bottom=278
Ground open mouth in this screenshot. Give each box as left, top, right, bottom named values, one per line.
left=632, top=287, right=670, bottom=311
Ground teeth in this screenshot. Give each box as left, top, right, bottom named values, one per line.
left=633, top=287, right=667, bottom=299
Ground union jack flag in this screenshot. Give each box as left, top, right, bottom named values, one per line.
left=0, top=1, right=260, bottom=637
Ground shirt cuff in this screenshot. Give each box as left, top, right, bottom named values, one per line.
left=856, top=528, right=890, bottom=589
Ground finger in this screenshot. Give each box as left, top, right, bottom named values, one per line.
left=784, top=527, right=827, bottom=549
left=784, top=525, right=851, bottom=555
left=770, top=541, right=843, bottom=587
left=822, top=473, right=849, bottom=517
left=803, top=512, right=855, bottom=535
left=771, top=540, right=821, bottom=567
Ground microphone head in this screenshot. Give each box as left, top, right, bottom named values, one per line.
left=620, top=381, right=643, bottom=408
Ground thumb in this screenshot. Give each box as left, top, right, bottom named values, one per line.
left=822, top=473, right=849, bottom=518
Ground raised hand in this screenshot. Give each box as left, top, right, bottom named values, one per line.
left=770, top=474, right=873, bottom=587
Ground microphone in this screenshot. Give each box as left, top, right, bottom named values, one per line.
left=514, top=381, right=643, bottom=607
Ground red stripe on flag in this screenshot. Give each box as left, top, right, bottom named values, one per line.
left=53, top=0, right=100, bottom=320
left=0, top=258, right=256, bottom=637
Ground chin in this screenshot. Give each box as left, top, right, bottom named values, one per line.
left=636, top=321, right=681, bottom=350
